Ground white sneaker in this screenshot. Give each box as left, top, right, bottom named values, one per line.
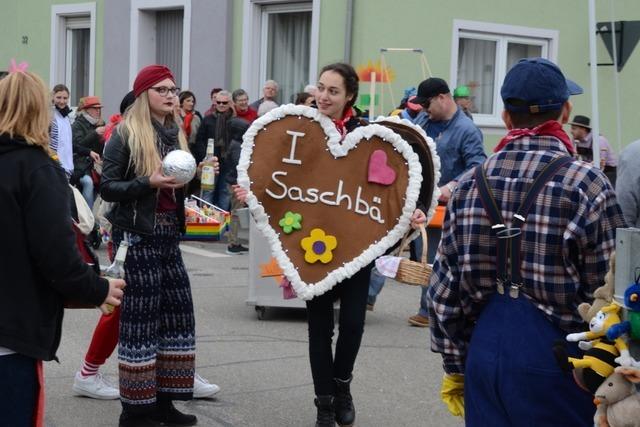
left=193, top=372, right=220, bottom=398
left=72, top=371, right=119, bottom=400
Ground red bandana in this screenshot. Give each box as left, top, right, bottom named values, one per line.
left=494, top=120, right=575, bottom=154
left=183, top=111, right=194, bottom=138
left=332, top=108, right=354, bottom=139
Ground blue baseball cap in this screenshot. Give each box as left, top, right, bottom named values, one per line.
left=501, top=58, right=583, bottom=113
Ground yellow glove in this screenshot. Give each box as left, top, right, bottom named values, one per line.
left=441, top=373, right=465, bottom=417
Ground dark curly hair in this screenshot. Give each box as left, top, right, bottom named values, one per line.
left=319, top=62, right=359, bottom=109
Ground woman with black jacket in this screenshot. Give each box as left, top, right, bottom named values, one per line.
left=101, top=65, right=206, bottom=427
left=0, top=65, right=123, bottom=426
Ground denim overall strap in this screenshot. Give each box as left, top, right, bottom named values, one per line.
left=474, top=156, right=573, bottom=297
left=474, top=164, right=508, bottom=287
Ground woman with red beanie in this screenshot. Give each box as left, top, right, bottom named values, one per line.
left=101, top=65, right=209, bottom=427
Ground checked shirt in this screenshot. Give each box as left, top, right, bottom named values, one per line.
left=426, top=135, right=626, bottom=374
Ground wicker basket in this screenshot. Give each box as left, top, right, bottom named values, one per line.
left=394, top=224, right=432, bottom=286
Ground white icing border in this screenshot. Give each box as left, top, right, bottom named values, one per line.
left=237, top=105, right=423, bottom=300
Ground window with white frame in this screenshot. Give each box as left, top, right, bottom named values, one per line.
left=451, top=20, right=558, bottom=127
left=261, top=3, right=311, bottom=104
left=129, top=0, right=191, bottom=90
left=156, top=9, right=184, bottom=84
left=50, top=4, right=96, bottom=106
left=241, top=0, right=320, bottom=106
left=65, top=17, right=91, bottom=106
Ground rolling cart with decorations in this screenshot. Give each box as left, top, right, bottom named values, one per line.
left=247, top=218, right=307, bottom=320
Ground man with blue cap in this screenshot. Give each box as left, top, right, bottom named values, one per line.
left=426, top=58, right=626, bottom=425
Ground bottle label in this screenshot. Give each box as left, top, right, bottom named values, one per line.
left=201, top=165, right=215, bottom=190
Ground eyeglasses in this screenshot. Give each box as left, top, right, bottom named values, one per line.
left=217, top=101, right=230, bottom=105
left=422, top=97, right=435, bottom=109
left=150, top=86, right=180, bottom=97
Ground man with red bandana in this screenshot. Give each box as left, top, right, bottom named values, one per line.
left=427, top=58, right=626, bottom=426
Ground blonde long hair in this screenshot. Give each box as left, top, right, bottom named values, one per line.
left=120, top=91, right=188, bottom=176
left=0, top=71, right=50, bottom=147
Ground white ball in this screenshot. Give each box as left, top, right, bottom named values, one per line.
left=162, top=150, right=196, bottom=185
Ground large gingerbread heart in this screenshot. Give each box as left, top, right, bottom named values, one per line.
left=237, top=105, right=423, bottom=300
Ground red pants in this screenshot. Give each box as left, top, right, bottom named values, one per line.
left=85, top=306, right=120, bottom=365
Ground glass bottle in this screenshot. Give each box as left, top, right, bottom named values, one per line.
left=200, top=138, right=216, bottom=197
left=102, top=240, right=128, bottom=314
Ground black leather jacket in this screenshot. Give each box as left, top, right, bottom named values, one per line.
left=100, top=124, right=185, bottom=235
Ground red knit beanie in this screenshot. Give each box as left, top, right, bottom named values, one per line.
left=133, top=65, right=175, bottom=98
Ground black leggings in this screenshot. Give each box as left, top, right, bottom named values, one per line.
left=305, top=264, right=372, bottom=396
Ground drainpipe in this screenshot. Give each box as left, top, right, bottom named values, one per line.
left=344, top=0, right=354, bottom=63
left=609, top=0, right=622, bottom=153
left=588, top=0, right=601, bottom=169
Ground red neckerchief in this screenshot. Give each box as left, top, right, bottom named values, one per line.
left=183, top=111, right=194, bottom=138
left=494, top=120, right=575, bottom=154
left=332, top=108, right=354, bottom=138
left=103, top=114, right=123, bottom=145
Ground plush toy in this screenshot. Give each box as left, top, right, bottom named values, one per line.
left=607, top=283, right=640, bottom=344
left=616, top=366, right=640, bottom=383
left=593, top=372, right=640, bottom=427
left=554, top=303, right=627, bottom=393
left=578, top=254, right=615, bottom=323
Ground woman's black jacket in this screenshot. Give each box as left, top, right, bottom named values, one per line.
left=0, top=134, right=108, bottom=361
left=100, top=125, right=185, bottom=235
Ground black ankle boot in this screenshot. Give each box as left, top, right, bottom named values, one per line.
left=314, top=395, right=335, bottom=427
left=151, top=397, right=198, bottom=426
left=334, top=377, right=355, bottom=427
left=118, top=410, right=159, bottom=427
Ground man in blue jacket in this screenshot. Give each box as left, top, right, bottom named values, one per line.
left=407, top=77, right=485, bottom=327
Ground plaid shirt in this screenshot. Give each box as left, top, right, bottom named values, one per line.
left=426, top=135, right=626, bottom=374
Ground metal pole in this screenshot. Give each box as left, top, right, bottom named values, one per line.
left=610, top=0, right=623, bottom=154
left=588, top=0, right=601, bottom=169
left=369, top=71, right=376, bottom=121
left=614, top=229, right=640, bottom=359
left=343, top=0, right=354, bottom=63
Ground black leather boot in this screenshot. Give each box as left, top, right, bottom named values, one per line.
left=150, top=396, right=198, bottom=426
left=314, top=395, right=336, bottom=427
left=118, top=410, right=159, bottom=427
left=334, top=377, right=355, bottom=427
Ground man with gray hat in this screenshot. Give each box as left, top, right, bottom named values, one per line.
left=405, top=77, right=485, bottom=328
left=426, top=58, right=626, bottom=424
left=569, top=114, right=617, bottom=185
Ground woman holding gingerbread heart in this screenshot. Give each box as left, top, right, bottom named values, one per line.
left=235, top=62, right=427, bottom=427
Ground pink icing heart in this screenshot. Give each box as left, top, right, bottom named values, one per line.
left=368, top=149, right=396, bottom=185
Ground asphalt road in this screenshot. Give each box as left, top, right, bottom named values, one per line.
left=43, top=235, right=463, bottom=427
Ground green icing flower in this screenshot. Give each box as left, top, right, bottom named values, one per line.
left=278, top=211, right=302, bottom=234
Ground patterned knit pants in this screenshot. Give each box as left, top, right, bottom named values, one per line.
left=113, top=212, right=195, bottom=413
